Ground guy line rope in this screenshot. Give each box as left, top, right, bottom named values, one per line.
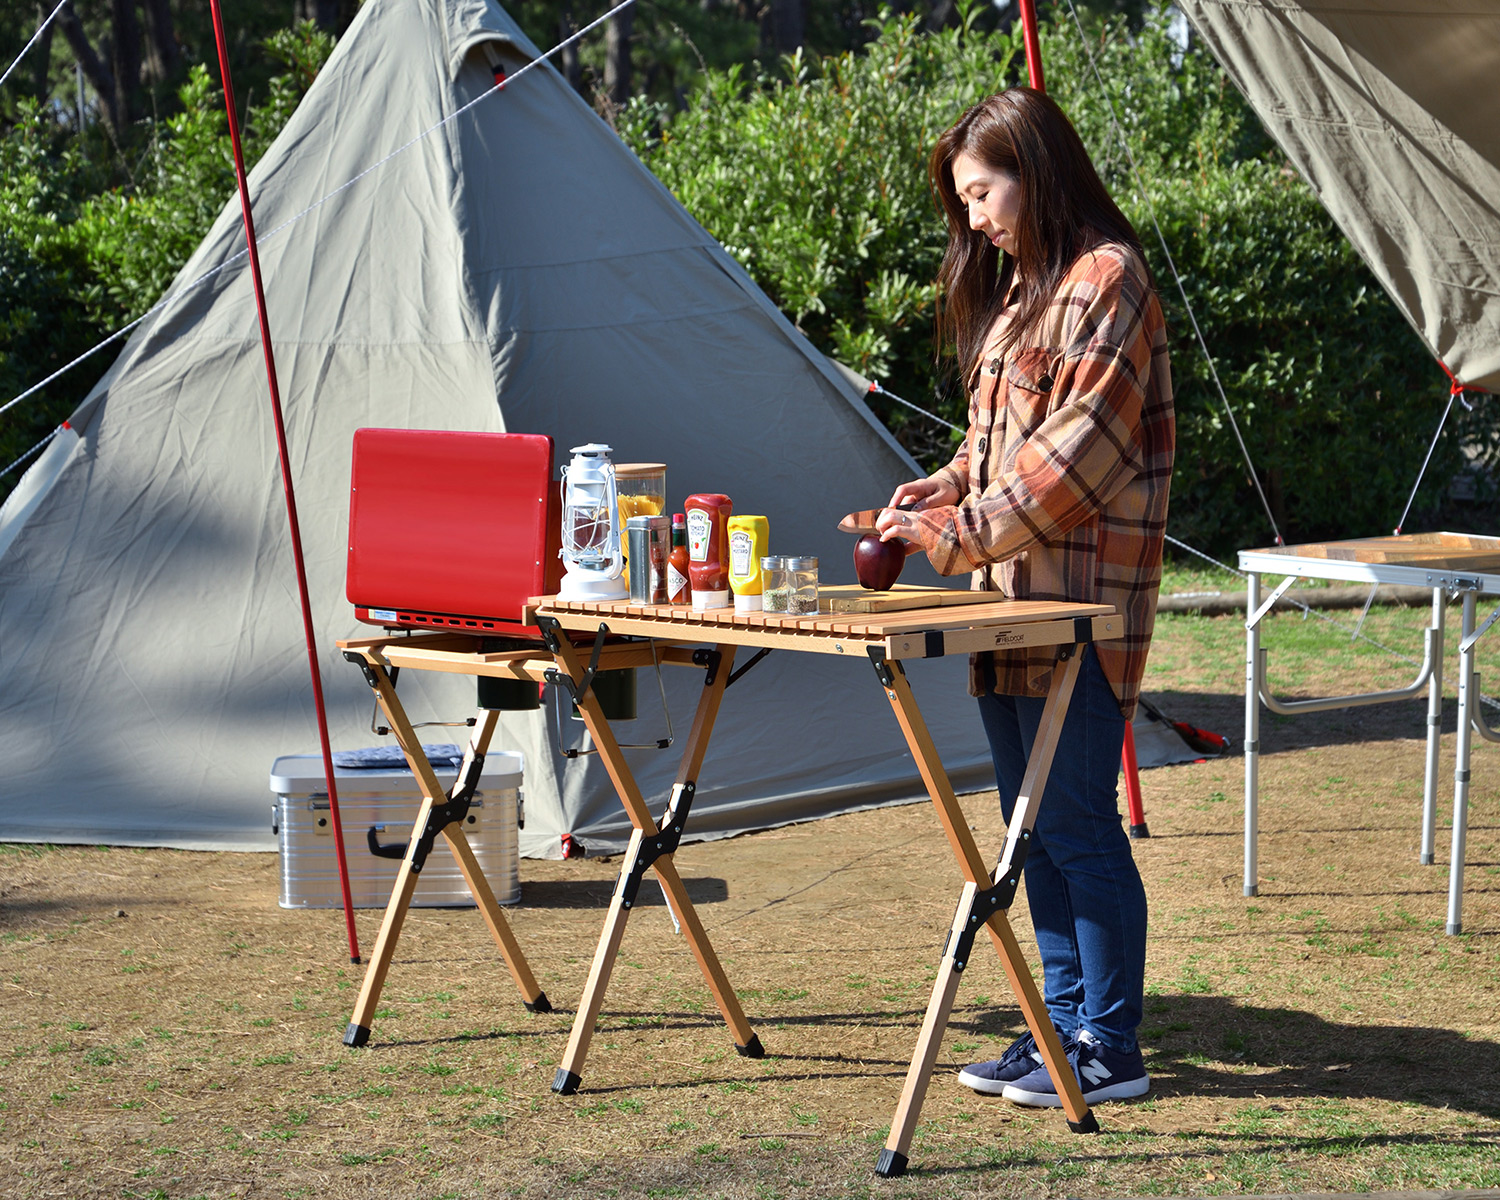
left=0, top=0, right=67, bottom=93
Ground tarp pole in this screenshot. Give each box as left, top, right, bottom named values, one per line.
left=1018, top=0, right=1045, bottom=91
left=207, top=0, right=361, bottom=963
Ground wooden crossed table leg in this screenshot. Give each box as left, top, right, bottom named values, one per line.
left=541, top=629, right=764, bottom=1094
left=339, top=648, right=550, bottom=1047
left=872, top=645, right=1098, bottom=1177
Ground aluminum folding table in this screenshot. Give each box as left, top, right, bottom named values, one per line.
left=1239, top=532, right=1500, bottom=934
left=337, top=590, right=1124, bottom=1176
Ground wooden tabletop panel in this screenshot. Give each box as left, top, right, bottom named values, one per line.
left=1247, top=531, right=1500, bottom=571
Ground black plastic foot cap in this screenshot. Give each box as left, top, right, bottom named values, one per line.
left=1128, top=823, right=1150, bottom=839
left=736, top=1034, right=765, bottom=1059
left=525, top=992, right=552, bottom=1014
left=1421, top=853, right=1435, bottom=865
left=552, top=1068, right=581, bottom=1095
left=342, top=1023, right=370, bottom=1048
left=875, top=1148, right=908, bottom=1178
left=1068, top=1110, right=1101, bottom=1134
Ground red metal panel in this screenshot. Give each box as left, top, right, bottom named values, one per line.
left=347, top=429, right=562, bottom=628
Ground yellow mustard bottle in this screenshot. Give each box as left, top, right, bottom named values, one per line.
left=727, top=515, right=770, bottom=613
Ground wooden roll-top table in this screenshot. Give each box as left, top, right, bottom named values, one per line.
left=336, top=588, right=1123, bottom=1176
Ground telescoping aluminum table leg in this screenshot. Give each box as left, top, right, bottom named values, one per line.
left=1448, top=590, right=1500, bottom=934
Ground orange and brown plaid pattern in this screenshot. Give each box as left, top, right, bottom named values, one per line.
left=911, top=242, right=1175, bottom=719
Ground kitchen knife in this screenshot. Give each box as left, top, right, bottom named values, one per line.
left=837, top=501, right=915, bottom=534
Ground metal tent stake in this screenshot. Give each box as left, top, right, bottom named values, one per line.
left=207, top=0, right=360, bottom=963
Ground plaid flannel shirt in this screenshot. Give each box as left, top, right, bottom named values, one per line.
left=910, top=242, right=1175, bottom=719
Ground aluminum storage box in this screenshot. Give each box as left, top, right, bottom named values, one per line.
left=270, top=751, right=521, bottom=909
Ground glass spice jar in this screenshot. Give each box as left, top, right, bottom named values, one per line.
left=760, top=556, right=790, bottom=613
left=784, top=556, right=819, bottom=615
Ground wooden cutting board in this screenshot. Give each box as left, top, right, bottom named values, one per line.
left=819, top=584, right=996, bottom=613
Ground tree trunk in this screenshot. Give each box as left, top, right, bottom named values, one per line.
left=57, top=1, right=119, bottom=131
left=32, top=2, right=55, bottom=100
left=926, top=0, right=959, bottom=32
left=765, top=0, right=805, bottom=55
left=294, top=0, right=341, bottom=32
left=140, top=0, right=178, bottom=82
left=558, top=6, right=581, bottom=94
left=604, top=4, right=632, bottom=109
left=108, top=0, right=141, bottom=127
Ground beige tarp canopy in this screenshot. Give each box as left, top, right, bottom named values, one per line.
left=1179, top=0, right=1500, bottom=391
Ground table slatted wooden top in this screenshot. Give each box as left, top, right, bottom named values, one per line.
left=523, top=593, right=1120, bottom=660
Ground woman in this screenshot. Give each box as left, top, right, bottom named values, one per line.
left=877, top=88, right=1174, bottom=1107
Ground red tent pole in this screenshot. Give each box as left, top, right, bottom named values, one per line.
left=207, top=0, right=361, bottom=962
left=1121, top=722, right=1149, bottom=838
left=1018, top=0, right=1046, bottom=91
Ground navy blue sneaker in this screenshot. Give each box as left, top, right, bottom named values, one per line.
left=1000, top=1029, right=1149, bottom=1107
left=956, top=1031, right=1045, bottom=1095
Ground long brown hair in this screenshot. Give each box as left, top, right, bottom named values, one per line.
left=930, top=88, right=1145, bottom=385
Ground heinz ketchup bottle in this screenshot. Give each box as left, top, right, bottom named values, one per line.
left=683, top=493, right=732, bottom=610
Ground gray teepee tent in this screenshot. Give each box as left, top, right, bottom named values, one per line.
left=0, top=0, right=994, bottom=856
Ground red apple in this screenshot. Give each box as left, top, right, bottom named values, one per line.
left=854, top=533, right=906, bottom=591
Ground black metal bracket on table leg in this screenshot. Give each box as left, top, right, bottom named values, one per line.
left=691, top=647, right=721, bottom=687
left=726, top=647, right=772, bottom=689
left=867, top=647, right=903, bottom=688
left=538, top=618, right=610, bottom=707
left=364, top=752, right=488, bottom=874
left=942, top=838, right=1029, bottom=973
left=340, top=653, right=488, bottom=862
left=617, top=781, right=696, bottom=910
left=343, top=650, right=386, bottom=691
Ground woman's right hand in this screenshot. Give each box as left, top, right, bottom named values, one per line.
left=887, top=478, right=960, bottom=512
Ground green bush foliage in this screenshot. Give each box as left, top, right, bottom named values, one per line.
left=624, top=3, right=1491, bottom=555
left=619, top=5, right=1018, bottom=467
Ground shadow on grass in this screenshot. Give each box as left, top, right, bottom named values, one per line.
left=1126, top=992, right=1500, bottom=1117
left=913, top=1126, right=1500, bottom=1181
left=508, top=876, right=729, bottom=908
left=542, top=992, right=1500, bottom=1118
left=1143, top=688, right=1471, bottom=756
left=372, top=992, right=1500, bottom=1124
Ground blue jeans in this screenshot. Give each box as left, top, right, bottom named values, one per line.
left=976, top=646, right=1147, bottom=1054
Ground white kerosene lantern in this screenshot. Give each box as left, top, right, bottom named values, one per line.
left=557, top=443, right=628, bottom=601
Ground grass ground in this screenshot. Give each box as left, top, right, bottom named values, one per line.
left=2, top=593, right=1499, bottom=1199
